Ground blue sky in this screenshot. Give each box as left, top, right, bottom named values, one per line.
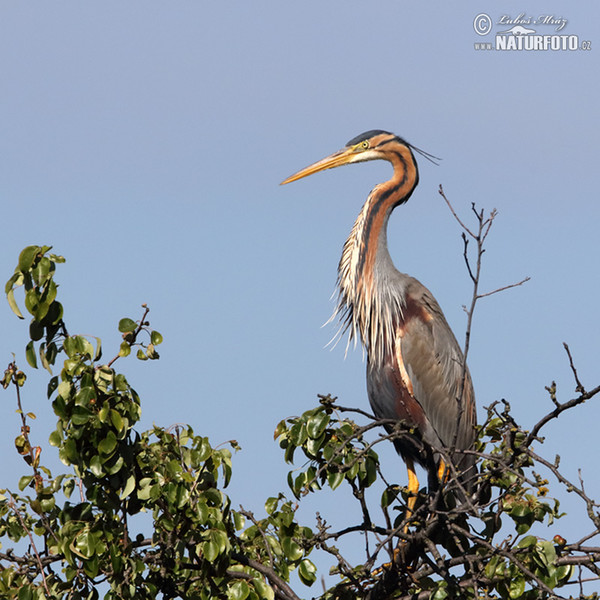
left=1, top=1, right=598, bottom=588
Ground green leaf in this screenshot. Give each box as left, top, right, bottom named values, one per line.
left=120, top=475, right=136, bottom=500
left=89, top=455, right=104, bottom=477
left=137, top=478, right=154, bottom=501
left=510, top=503, right=532, bottom=518
left=14, top=370, right=26, bottom=387
left=105, top=455, right=124, bottom=475
left=73, top=530, right=96, bottom=559
left=556, top=563, right=574, bottom=583
left=18, top=246, right=40, bottom=272
left=265, top=496, right=279, bottom=515
left=289, top=421, right=307, bottom=446
left=518, top=534, right=538, bottom=548
left=203, top=539, right=219, bottom=562
left=32, top=256, right=52, bottom=285
left=381, top=485, right=399, bottom=508
left=281, top=537, right=303, bottom=561
left=59, top=438, right=78, bottom=465
left=24, top=289, right=40, bottom=317
left=75, top=386, right=96, bottom=407
left=307, top=411, right=329, bottom=439
left=98, top=431, right=117, bottom=456
left=432, top=583, right=448, bottom=600
left=298, top=558, right=317, bottom=585
left=71, top=406, right=92, bottom=425
left=25, top=341, right=38, bottom=368
left=63, top=478, right=75, bottom=498
left=39, top=342, right=52, bottom=373
left=40, top=494, right=55, bottom=512
left=484, top=555, right=501, bottom=579
left=327, top=471, right=344, bottom=490
left=7, top=287, right=24, bottom=319
left=18, top=475, right=34, bottom=491
left=252, top=579, right=274, bottom=600
left=46, top=300, right=63, bottom=325
left=18, top=585, right=33, bottom=600
left=57, top=380, right=73, bottom=400
left=5, top=271, right=20, bottom=294
left=110, top=409, right=125, bottom=433
left=233, top=511, right=245, bottom=531
left=92, top=336, right=102, bottom=360
left=118, top=318, right=137, bottom=333
left=49, top=430, right=62, bottom=447
left=29, top=320, right=44, bottom=341
left=83, top=554, right=99, bottom=579
left=80, top=336, right=94, bottom=359
left=47, top=375, right=59, bottom=399
left=62, top=336, right=77, bottom=358
left=509, top=576, right=525, bottom=599
left=227, top=581, right=250, bottom=600
left=536, top=539, right=556, bottom=568
left=49, top=252, right=65, bottom=263
left=363, top=455, right=378, bottom=487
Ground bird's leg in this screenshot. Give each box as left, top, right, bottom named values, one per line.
left=405, top=457, right=419, bottom=527
left=437, top=458, right=448, bottom=484
left=385, top=459, right=420, bottom=570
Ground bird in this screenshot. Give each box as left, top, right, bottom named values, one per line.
left=281, top=130, right=477, bottom=517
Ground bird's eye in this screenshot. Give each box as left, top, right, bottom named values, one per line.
left=361, top=140, right=370, bottom=149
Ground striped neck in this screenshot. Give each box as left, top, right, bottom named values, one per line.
left=334, top=145, right=419, bottom=362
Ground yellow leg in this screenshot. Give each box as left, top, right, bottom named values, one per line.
left=405, top=458, right=419, bottom=527
left=437, top=458, right=448, bottom=484
left=385, top=460, right=446, bottom=572
left=378, top=460, right=424, bottom=572
left=386, top=459, right=419, bottom=567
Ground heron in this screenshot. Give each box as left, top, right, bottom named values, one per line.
left=281, top=130, right=477, bottom=518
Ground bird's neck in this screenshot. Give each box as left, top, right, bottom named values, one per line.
left=334, top=155, right=418, bottom=361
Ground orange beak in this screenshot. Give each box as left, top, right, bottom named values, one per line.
left=280, top=147, right=358, bottom=185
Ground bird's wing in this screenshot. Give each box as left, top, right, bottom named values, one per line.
left=398, top=282, right=477, bottom=455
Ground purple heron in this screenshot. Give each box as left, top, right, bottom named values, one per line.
left=281, top=130, right=477, bottom=514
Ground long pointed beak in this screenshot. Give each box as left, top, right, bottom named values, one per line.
left=280, top=147, right=356, bottom=185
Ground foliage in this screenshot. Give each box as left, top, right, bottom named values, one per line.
left=1, top=245, right=600, bottom=599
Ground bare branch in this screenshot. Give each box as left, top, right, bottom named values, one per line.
left=439, top=185, right=476, bottom=238
left=476, top=276, right=531, bottom=299
left=525, top=384, right=600, bottom=447
left=7, top=494, right=50, bottom=596
left=239, top=506, right=275, bottom=569
left=231, top=553, right=302, bottom=600
left=563, top=342, right=586, bottom=394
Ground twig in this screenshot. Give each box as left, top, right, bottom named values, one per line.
left=439, top=188, right=494, bottom=449
left=238, top=506, right=276, bottom=569
left=9, top=363, right=42, bottom=483
left=563, top=343, right=585, bottom=394
left=439, top=186, right=476, bottom=237
left=231, top=553, right=301, bottom=600
left=439, top=187, right=530, bottom=456
left=449, top=522, right=559, bottom=597
left=476, top=277, right=531, bottom=299
left=525, top=384, right=600, bottom=447
left=106, top=304, right=151, bottom=368
left=7, top=494, right=50, bottom=596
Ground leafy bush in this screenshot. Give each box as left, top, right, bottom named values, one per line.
left=1, top=246, right=599, bottom=599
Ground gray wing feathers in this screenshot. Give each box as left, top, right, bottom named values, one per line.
left=400, top=284, right=477, bottom=459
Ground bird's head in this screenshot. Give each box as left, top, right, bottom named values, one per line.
left=281, top=130, right=438, bottom=185
left=281, top=130, right=399, bottom=185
